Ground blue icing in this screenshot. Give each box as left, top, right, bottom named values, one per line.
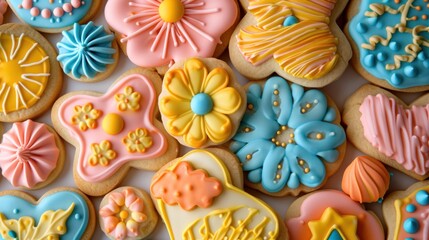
left=327, top=229, right=343, bottom=240
left=231, top=76, right=345, bottom=192
left=191, top=93, right=213, bottom=115
left=0, top=191, right=89, bottom=240
left=283, top=16, right=298, bottom=27
left=10, top=0, right=92, bottom=29
left=403, top=218, right=419, bottom=234
left=416, top=190, right=429, bottom=206
left=406, top=204, right=416, bottom=213
left=349, top=0, right=429, bottom=89
left=57, top=22, right=116, bottom=78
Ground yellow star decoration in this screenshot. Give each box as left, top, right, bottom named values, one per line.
left=308, top=207, right=358, bottom=240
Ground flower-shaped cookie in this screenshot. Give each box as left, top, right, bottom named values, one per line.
left=99, top=187, right=157, bottom=240
left=159, top=58, right=245, bottom=148
left=0, top=120, right=64, bottom=189
left=57, top=22, right=118, bottom=81
left=53, top=69, right=178, bottom=196
left=230, top=0, right=351, bottom=87
left=231, top=76, right=346, bottom=196
left=104, top=0, right=238, bottom=68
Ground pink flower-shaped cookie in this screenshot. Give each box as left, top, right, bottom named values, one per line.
left=104, top=0, right=238, bottom=67
left=54, top=71, right=177, bottom=195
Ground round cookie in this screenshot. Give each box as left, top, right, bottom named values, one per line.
left=99, top=187, right=158, bottom=240
left=150, top=148, right=289, bottom=240
left=0, top=187, right=96, bottom=240
left=341, top=155, right=390, bottom=203
left=343, top=84, right=429, bottom=180
left=346, top=0, right=429, bottom=92
left=158, top=58, right=246, bottom=148
left=57, top=22, right=119, bottom=82
left=0, top=120, right=65, bottom=189
left=230, top=76, right=346, bottom=196
left=51, top=68, right=179, bottom=196
left=0, top=0, right=7, bottom=24
left=0, top=23, right=63, bottom=122
left=7, top=0, right=102, bottom=33
left=285, top=190, right=385, bottom=239
left=383, top=181, right=429, bottom=240
left=104, top=0, right=239, bottom=74
left=229, top=0, right=352, bottom=87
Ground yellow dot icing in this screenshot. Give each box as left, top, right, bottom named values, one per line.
left=102, top=113, right=124, bottom=135
left=158, top=0, right=185, bottom=23
left=0, top=33, right=50, bottom=114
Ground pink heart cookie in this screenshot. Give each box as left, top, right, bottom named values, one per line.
left=343, top=84, right=429, bottom=180
left=52, top=68, right=179, bottom=196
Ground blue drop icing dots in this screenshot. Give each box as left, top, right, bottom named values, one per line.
left=406, top=204, right=416, bottom=213
left=349, top=0, right=429, bottom=89
left=416, top=190, right=429, bottom=205
left=230, top=76, right=345, bottom=193
left=403, top=218, right=419, bottom=234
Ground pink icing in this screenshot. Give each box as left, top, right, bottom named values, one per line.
left=360, top=94, right=429, bottom=176
left=0, top=120, right=59, bottom=188
left=57, top=74, right=168, bottom=183
left=0, top=0, right=7, bottom=24
left=99, top=188, right=147, bottom=239
left=30, top=7, right=40, bottom=17
left=63, top=3, right=73, bottom=12
left=53, top=7, right=64, bottom=17
left=41, top=8, right=51, bottom=18
left=19, top=0, right=85, bottom=17
left=104, top=0, right=238, bottom=67
left=286, top=190, right=384, bottom=239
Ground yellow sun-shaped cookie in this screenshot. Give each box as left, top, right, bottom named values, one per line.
left=0, top=33, right=50, bottom=114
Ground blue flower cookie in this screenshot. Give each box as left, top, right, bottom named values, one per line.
left=230, top=76, right=346, bottom=196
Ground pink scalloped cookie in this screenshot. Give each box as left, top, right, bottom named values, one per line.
left=99, top=187, right=158, bottom=240
left=150, top=148, right=289, bottom=239
left=0, top=120, right=65, bottom=189
left=0, top=0, right=7, bottom=24
left=104, top=0, right=239, bottom=73
left=52, top=68, right=178, bottom=196
left=344, top=84, right=429, bottom=180
left=285, top=190, right=384, bottom=239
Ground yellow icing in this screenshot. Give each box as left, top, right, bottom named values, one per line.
left=71, top=103, right=102, bottom=131
left=114, top=86, right=141, bottom=112
left=0, top=33, right=50, bottom=114
left=0, top=203, right=74, bottom=240
left=160, top=59, right=241, bottom=147
left=158, top=0, right=185, bottom=23
left=237, top=0, right=338, bottom=80
left=88, top=140, right=117, bottom=166
left=122, top=128, right=153, bottom=153
left=102, top=113, right=124, bottom=135
left=308, top=207, right=358, bottom=240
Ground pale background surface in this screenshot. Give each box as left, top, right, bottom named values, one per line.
left=0, top=2, right=421, bottom=239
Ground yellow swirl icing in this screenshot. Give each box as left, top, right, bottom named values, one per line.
left=0, top=33, right=50, bottom=114
left=237, top=0, right=338, bottom=80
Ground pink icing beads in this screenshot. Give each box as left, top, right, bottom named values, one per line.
left=18, top=0, right=85, bottom=18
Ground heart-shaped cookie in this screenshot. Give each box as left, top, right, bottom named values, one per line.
left=229, top=0, right=352, bottom=87
left=52, top=68, right=178, bottom=196
left=0, top=187, right=95, bottom=240
left=150, top=148, right=289, bottom=240
left=343, top=84, right=429, bottom=180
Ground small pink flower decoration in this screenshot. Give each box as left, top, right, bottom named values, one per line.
left=104, top=0, right=238, bottom=67
left=99, top=188, right=147, bottom=239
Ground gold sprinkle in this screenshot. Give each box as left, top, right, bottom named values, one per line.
left=281, top=126, right=287, bottom=130
left=244, top=127, right=250, bottom=132
left=306, top=103, right=311, bottom=108
left=246, top=154, right=252, bottom=160
left=301, top=108, right=306, bottom=113
left=288, top=139, right=294, bottom=144
left=273, top=90, right=279, bottom=95
left=276, top=174, right=281, bottom=179
left=276, top=130, right=281, bottom=135
left=273, top=101, right=279, bottom=106
left=290, top=133, right=294, bottom=138
left=423, top=15, right=428, bottom=20
left=416, top=6, right=422, bottom=10
left=316, top=133, right=323, bottom=139
left=277, top=164, right=282, bottom=169
left=271, top=138, right=276, bottom=142
left=299, top=160, right=305, bottom=165
left=247, top=104, right=254, bottom=110
left=275, top=141, right=280, bottom=146
left=57, top=226, right=64, bottom=231
left=281, top=142, right=286, bottom=147
left=304, top=168, right=310, bottom=173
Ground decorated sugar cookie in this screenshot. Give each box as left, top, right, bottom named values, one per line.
left=52, top=68, right=179, bottom=196
left=0, top=120, right=65, bottom=189
left=104, top=0, right=239, bottom=73
left=229, top=0, right=352, bottom=87
left=383, top=181, right=429, bottom=240
left=57, top=22, right=118, bottom=82
left=347, top=0, right=429, bottom=92
left=0, top=0, right=7, bottom=24
left=99, top=187, right=158, bottom=240
left=0, top=187, right=95, bottom=240
left=159, top=58, right=246, bottom=148
left=285, top=190, right=385, bottom=239
left=150, top=149, right=289, bottom=240
left=0, top=23, right=62, bottom=122
left=343, top=84, right=429, bottom=180
left=230, top=76, right=346, bottom=196
left=341, top=156, right=390, bottom=203
left=7, top=0, right=101, bottom=33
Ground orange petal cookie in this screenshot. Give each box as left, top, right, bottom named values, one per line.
left=341, top=156, right=390, bottom=203
left=150, top=149, right=289, bottom=240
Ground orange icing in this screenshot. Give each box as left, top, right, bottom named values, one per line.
left=341, top=156, right=390, bottom=203
left=151, top=161, right=222, bottom=211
